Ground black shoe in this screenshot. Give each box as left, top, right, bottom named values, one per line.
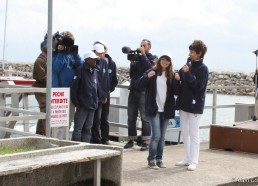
left=140, top=143, right=149, bottom=151
left=102, top=141, right=111, bottom=145
left=136, top=136, right=143, bottom=146
left=156, top=160, right=166, bottom=168
left=124, top=140, right=134, bottom=149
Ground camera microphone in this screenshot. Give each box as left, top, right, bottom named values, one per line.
left=122, top=46, right=132, bottom=54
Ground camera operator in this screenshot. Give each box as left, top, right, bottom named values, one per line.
left=52, top=31, right=83, bottom=140
left=124, top=39, right=158, bottom=151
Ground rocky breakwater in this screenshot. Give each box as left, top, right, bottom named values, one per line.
left=117, top=68, right=256, bottom=96
left=208, top=71, right=255, bottom=96
left=0, top=62, right=255, bottom=96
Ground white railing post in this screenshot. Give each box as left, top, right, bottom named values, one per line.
left=22, top=93, right=30, bottom=132
left=212, top=89, right=217, bottom=124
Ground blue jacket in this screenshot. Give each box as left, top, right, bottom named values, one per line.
left=52, top=52, right=83, bottom=87
left=177, top=59, right=209, bottom=114
left=129, top=52, right=157, bottom=91
left=136, top=69, right=180, bottom=119
left=105, top=54, right=118, bottom=92
left=70, top=63, right=98, bottom=110
left=96, top=58, right=110, bottom=103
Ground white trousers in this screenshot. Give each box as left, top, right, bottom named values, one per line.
left=180, top=110, right=202, bottom=165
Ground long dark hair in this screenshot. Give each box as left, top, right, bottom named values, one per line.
left=153, top=56, right=173, bottom=78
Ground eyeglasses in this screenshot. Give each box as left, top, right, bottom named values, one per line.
left=141, top=45, right=146, bottom=47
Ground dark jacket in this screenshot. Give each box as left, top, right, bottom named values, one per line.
left=105, top=54, right=118, bottom=92
left=177, top=59, right=209, bottom=114
left=96, top=58, right=110, bottom=103
left=32, top=54, right=47, bottom=88
left=70, top=63, right=98, bottom=110
left=136, top=69, right=180, bottom=119
left=129, top=52, right=157, bottom=91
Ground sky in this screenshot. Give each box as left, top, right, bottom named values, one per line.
left=0, top=0, right=258, bottom=72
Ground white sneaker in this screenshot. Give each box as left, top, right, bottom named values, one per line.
left=187, top=164, right=197, bottom=171
left=175, top=160, right=189, bottom=166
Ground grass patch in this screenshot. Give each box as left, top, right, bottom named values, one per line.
left=0, top=146, right=37, bottom=155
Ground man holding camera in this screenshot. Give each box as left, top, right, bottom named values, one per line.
left=124, top=39, right=158, bottom=151
left=52, top=31, right=83, bottom=140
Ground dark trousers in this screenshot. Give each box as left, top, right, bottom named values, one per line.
left=91, top=103, right=103, bottom=144
left=34, top=92, right=46, bottom=135
left=100, top=94, right=110, bottom=143
left=127, top=90, right=151, bottom=141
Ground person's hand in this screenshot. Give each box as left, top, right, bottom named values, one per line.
left=102, top=98, right=107, bottom=104
left=148, top=70, right=155, bottom=78
left=137, top=46, right=145, bottom=55
left=57, top=45, right=65, bottom=51
left=175, top=72, right=180, bottom=80
left=182, top=65, right=189, bottom=72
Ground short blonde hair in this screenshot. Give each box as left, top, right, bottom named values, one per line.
left=60, top=31, right=74, bottom=40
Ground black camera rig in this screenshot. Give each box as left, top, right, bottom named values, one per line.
left=43, top=31, right=78, bottom=55
left=122, top=46, right=142, bottom=62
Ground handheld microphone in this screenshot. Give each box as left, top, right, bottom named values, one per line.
left=186, top=57, right=191, bottom=66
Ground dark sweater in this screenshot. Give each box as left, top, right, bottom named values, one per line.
left=70, top=63, right=98, bottom=110
left=105, top=54, right=118, bottom=92
left=129, top=52, right=157, bottom=91
left=177, top=59, right=209, bottom=114
left=136, top=69, right=180, bottom=119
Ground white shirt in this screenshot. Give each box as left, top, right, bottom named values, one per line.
left=156, top=71, right=167, bottom=112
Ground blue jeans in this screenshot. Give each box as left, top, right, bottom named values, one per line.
left=127, top=90, right=151, bottom=140
left=72, top=107, right=95, bottom=143
left=148, top=112, right=168, bottom=162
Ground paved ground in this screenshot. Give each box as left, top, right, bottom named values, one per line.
left=111, top=141, right=258, bottom=186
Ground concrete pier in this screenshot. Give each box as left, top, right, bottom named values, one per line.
left=113, top=141, right=258, bottom=186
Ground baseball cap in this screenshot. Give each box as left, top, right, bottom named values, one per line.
left=93, top=40, right=107, bottom=48
left=92, top=43, right=105, bottom=53
left=160, top=51, right=172, bottom=59
left=83, top=51, right=99, bottom=60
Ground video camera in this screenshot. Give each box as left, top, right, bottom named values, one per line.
left=43, top=31, right=78, bottom=55
left=52, top=32, right=78, bottom=55
left=122, top=46, right=142, bottom=62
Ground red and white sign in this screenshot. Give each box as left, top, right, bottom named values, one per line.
left=50, top=88, right=70, bottom=127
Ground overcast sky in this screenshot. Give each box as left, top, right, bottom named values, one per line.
left=0, top=0, right=258, bottom=72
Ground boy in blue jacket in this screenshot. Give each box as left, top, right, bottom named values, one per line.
left=71, top=51, right=99, bottom=143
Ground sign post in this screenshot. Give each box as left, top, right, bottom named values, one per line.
left=50, top=88, right=70, bottom=139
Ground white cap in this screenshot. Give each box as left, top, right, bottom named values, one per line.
left=160, top=51, right=172, bottom=59
left=93, top=43, right=105, bottom=53
left=83, top=51, right=99, bottom=60
left=93, top=40, right=107, bottom=48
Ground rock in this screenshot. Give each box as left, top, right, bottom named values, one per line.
left=0, top=62, right=256, bottom=96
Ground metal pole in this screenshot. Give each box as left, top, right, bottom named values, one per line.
left=46, top=0, right=53, bottom=137
left=2, top=0, right=8, bottom=71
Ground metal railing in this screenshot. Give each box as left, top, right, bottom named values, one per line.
left=0, top=83, right=255, bottom=138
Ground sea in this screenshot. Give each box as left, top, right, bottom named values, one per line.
left=11, top=93, right=255, bottom=142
